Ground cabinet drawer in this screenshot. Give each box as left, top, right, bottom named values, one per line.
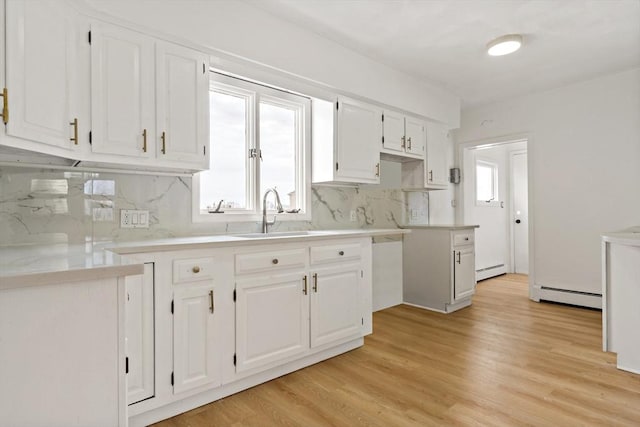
left=173, top=257, right=215, bottom=284
left=235, top=248, right=307, bottom=275
left=453, top=231, right=474, bottom=246
left=310, top=243, right=361, bottom=265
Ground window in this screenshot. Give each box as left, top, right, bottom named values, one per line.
left=194, top=73, right=311, bottom=221
left=476, top=159, right=499, bottom=206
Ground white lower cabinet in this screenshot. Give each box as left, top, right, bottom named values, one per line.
left=403, top=227, right=477, bottom=313
left=173, top=282, right=222, bottom=394
left=310, top=263, right=362, bottom=348
left=235, top=272, right=310, bottom=373
left=126, top=237, right=372, bottom=427
left=125, top=263, right=155, bottom=405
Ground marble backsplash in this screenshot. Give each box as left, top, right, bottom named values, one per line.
left=0, top=166, right=430, bottom=247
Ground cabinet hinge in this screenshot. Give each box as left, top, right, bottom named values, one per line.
left=1, top=88, right=8, bottom=125
left=171, top=300, right=174, bottom=314
left=336, top=101, right=339, bottom=111
left=170, top=372, right=174, bottom=386
left=233, top=289, right=236, bottom=302
left=88, top=131, right=92, bottom=145
left=336, top=162, right=339, bottom=171
left=233, top=353, right=237, bottom=366
left=125, top=356, right=129, bottom=374
left=88, top=31, right=91, bottom=44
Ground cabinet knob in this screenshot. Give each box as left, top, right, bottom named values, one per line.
left=192, top=266, right=201, bottom=273
left=515, top=219, right=521, bottom=224
left=272, top=258, right=279, bottom=265
left=465, top=237, right=469, bottom=241
left=338, top=251, right=344, bottom=256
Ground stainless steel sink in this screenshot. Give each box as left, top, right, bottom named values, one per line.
left=231, top=231, right=329, bottom=239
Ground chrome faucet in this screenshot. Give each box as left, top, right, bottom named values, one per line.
left=262, top=188, right=284, bottom=233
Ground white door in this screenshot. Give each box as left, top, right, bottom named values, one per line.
left=336, top=97, right=381, bottom=184
left=5, top=0, right=79, bottom=149
left=405, top=117, right=426, bottom=157
left=91, top=21, right=155, bottom=158
left=310, top=264, right=362, bottom=348
left=125, top=263, right=155, bottom=405
left=156, top=41, right=209, bottom=166
left=454, top=246, right=476, bottom=301
left=425, top=122, right=449, bottom=187
left=173, top=283, right=221, bottom=394
left=382, top=110, right=404, bottom=153
left=235, top=272, right=309, bottom=373
left=512, top=152, right=529, bottom=274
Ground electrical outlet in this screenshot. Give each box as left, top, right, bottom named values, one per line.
left=120, top=209, right=149, bottom=229
left=350, top=210, right=357, bottom=222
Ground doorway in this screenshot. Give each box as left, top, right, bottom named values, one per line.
left=460, top=139, right=529, bottom=280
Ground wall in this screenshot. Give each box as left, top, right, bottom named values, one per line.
left=0, top=166, right=408, bottom=246
left=454, top=68, right=640, bottom=296
left=80, top=0, right=459, bottom=126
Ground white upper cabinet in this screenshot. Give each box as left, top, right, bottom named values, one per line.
left=425, top=121, right=450, bottom=188
left=156, top=41, right=209, bottom=167
left=90, top=22, right=155, bottom=158
left=382, top=111, right=425, bottom=160
left=381, top=110, right=405, bottom=153
left=5, top=0, right=80, bottom=150
left=312, top=97, right=381, bottom=185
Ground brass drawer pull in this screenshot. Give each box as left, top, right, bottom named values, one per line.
left=142, top=129, right=147, bottom=152
left=70, top=118, right=78, bottom=145
left=161, top=131, right=166, bottom=154
left=192, top=266, right=201, bottom=273
left=302, top=275, right=308, bottom=295
left=272, top=258, right=279, bottom=265
left=1, top=87, right=8, bottom=124
left=209, top=290, right=214, bottom=313
left=313, top=273, right=318, bottom=293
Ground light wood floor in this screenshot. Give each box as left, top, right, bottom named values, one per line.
left=154, top=274, right=640, bottom=426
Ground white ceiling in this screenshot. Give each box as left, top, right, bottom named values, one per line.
left=248, top=0, right=640, bottom=108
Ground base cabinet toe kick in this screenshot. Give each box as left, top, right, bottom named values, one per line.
left=124, top=237, right=373, bottom=426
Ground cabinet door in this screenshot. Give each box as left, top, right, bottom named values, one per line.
left=336, top=98, right=381, bottom=184
left=173, top=283, right=221, bottom=394
left=382, top=110, right=404, bottom=153
left=426, top=122, right=449, bottom=187
left=125, top=263, right=155, bottom=405
left=5, top=0, right=79, bottom=149
left=235, top=272, right=309, bottom=373
left=454, top=246, right=476, bottom=301
left=405, top=117, right=426, bottom=157
left=310, top=264, right=362, bottom=348
left=156, top=41, right=209, bottom=167
left=91, top=21, right=155, bottom=158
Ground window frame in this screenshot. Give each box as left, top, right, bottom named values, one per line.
left=475, top=159, right=500, bottom=207
left=192, top=73, right=311, bottom=223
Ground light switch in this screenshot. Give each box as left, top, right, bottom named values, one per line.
left=120, top=209, right=150, bottom=229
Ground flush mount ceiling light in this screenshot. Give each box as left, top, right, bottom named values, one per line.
left=487, top=34, right=523, bottom=56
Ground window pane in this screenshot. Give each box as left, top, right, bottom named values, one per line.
left=476, top=164, right=494, bottom=201
left=259, top=102, right=297, bottom=211
left=199, top=90, right=248, bottom=210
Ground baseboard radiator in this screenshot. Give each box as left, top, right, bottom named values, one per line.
left=476, top=264, right=506, bottom=281
left=538, top=286, right=602, bottom=309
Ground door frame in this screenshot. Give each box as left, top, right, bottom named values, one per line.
left=509, top=149, right=528, bottom=275
left=456, top=133, right=536, bottom=301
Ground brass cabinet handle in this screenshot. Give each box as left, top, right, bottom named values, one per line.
left=142, top=129, right=147, bottom=153
left=338, top=251, right=344, bottom=256
left=457, top=251, right=461, bottom=264
left=429, top=170, right=433, bottom=182
left=312, top=273, right=318, bottom=293
left=161, top=131, right=166, bottom=154
left=407, top=137, right=412, bottom=150
left=375, top=163, right=380, bottom=177
left=1, top=87, right=8, bottom=124
left=209, top=290, right=214, bottom=313
left=401, top=135, right=406, bottom=148
left=302, top=275, right=308, bottom=295
left=70, top=118, right=78, bottom=145
left=272, top=258, right=279, bottom=265
left=192, top=266, right=200, bottom=273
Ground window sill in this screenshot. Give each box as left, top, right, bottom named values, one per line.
left=192, top=211, right=311, bottom=223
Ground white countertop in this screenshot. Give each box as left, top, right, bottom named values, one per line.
left=400, top=224, right=479, bottom=230
left=602, top=226, right=640, bottom=246
left=0, top=228, right=408, bottom=289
